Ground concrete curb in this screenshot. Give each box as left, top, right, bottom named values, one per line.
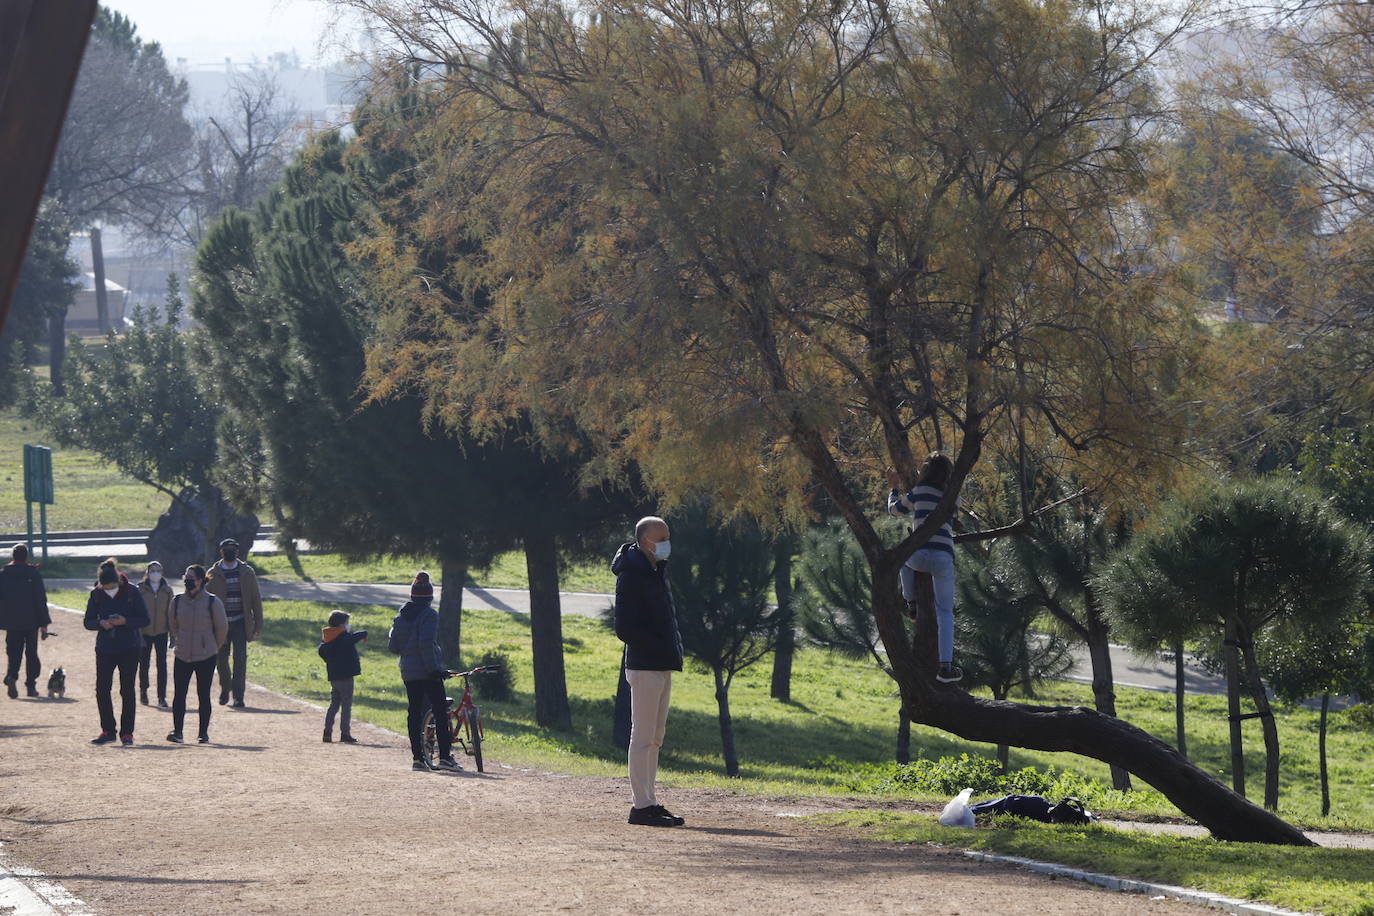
left=962, top=850, right=1312, bottom=916
left=0, top=843, right=93, bottom=916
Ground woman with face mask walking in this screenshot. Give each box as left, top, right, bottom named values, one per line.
left=137, top=561, right=173, bottom=707
left=166, top=565, right=228, bottom=744
left=83, top=559, right=150, bottom=745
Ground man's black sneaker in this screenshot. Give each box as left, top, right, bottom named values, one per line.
left=91, top=731, right=116, bottom=745
left=323, top=731, right=332, bottom=743
left=198, top=734, right=210, bottom=744
left=219, top=691, right=229, bottom=705
left=935, top=663, right=964, bottom=684
left=140, top=688, right=149, bottom=705
left=652, top=805, right=685, bottom=826
left=4, top=676, right=16, bottom=699
left=166, top=731, right=184, bottom=744
left=120, top=734, right=134, bottom=746
left=412, top=758, right=434, bottom=772
left=25, top=683, right=38, bottom=698
left=231, top=700, right=246, bottom=709
left=628, top=806, right=681, bottom=827
left=435, top=756, right=462, bottom=771
left=339, top=735, right=359, bottom=745
left=157, top=697, right=169, bottom=708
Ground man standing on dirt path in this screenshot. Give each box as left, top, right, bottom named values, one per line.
left=612, top=516, right=686, bottom=828
left=1, top=544, right=50, bottom=699
left=207, top=539, right=263, bottom=708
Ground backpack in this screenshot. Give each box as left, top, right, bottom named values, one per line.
left=1048, top=797, right=1095, bottom=825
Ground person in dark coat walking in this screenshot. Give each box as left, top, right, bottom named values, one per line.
left=83, top=559, right=149, bottom=745
left=319, top=609, right=367, bottom=744
left=612, top=516, right=685, bottom=828
left=0, top=544, right=50, bottom=699
left=388, top=572, right=459, bottom=772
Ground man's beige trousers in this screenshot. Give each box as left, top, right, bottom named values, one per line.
left=627, top=669, right=673, bottom=809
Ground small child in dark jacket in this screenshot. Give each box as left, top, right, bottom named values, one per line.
left=318, top=609, right=366, bottom=743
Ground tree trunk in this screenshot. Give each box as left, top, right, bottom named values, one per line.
left=713, top=666, right=739, bottom=777
left=613, top=652, right=632, bottom=751
left=770, top=546, right=794, bottom=701
left=269, top=499, right=304, bottom=579
left=90, top=226, right=109, bottom=334
left=1319, top=693, right=1330, bottom=818
left=524, top=529, right=571, bottom=731
left=896, top=704, right=911, bottom=765
left=202, top=487, right=222, bottom=566
left=1223, top=618, right=1246, bottom=798
left=1238, top=634, right=1280, bottom=811
left=891, top=568, right=1311, bottom=844
left=47, top=306, right=66, bottom=396
left=1085, top=610, right=1131, bottom=790
left=993, top=689, right=1010, bottom=773
left=1173, top=638, right=1188, bottom=759
left=437, top=553, right=467, bottom=667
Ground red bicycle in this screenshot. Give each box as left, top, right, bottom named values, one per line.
left=422, top=665, right=500, bottom=773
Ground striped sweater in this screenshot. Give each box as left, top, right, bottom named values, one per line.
left=888, top=484, right=957, bottom=553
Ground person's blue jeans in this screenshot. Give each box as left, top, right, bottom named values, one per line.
left=900, top=548, right=956, bottom=664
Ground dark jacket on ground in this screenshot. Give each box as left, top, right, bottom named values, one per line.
left=612, top=542, right=683, bottom=672
left=0, top=562, right=50, bottom=632
left=319, top=626, right=367, bottom=680
left=388, top=599, right=442, bottom=682
left=83, top=581, right=150, bottom=655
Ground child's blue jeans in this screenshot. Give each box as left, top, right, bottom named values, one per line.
left=900, top=548, right=956, bottom=664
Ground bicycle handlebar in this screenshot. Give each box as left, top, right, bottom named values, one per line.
left=446, top=665, right=503, bottom=678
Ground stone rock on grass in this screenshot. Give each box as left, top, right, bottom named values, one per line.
left=146, top=487, right=258, bottom=572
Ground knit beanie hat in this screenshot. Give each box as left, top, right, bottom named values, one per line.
left=411, top=570, right=434, bottom=599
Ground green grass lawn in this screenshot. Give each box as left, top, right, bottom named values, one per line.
left=817, top=811, right=1374, bottom=916
left=248, top=550, right=616, bottom=593
left=0, top=409, right=167, bottom=532
left=45, top=587, right=1374, bottom=832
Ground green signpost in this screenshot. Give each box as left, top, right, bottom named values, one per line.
left=23, top=444, right=54, bottom=562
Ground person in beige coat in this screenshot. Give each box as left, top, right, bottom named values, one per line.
left=167, top=565, right=228, bottom=744
left=137, top=561, right=174, bottom=707
left=205, top=539, right=263, bottom=708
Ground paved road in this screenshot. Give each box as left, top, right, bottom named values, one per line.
left=51, top=577, right=1224, bottom=697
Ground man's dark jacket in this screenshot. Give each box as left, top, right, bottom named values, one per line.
left=612, top=542, right=683, bottom=671
left=0, top=563, right=50, bottom=631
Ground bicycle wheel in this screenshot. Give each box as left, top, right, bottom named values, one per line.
left=420, top=709, right=437, bottom=766
left=467, top=707, right=484, bottom=773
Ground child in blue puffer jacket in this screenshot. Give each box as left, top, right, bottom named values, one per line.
left=83, top=559, right=150, bottom=745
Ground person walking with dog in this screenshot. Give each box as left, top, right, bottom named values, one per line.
left=84, top=559, right=149, bottom=745
left=166, top=565, right=228, bottom=744
left=1, top=544, right=50, bottom=699
left=612, top=516, right=685, bottom=828
left=137, top=561, right=174, bottom=707
left=206, top=538, right=264, bottom=708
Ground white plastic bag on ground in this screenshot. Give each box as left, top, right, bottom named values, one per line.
left=938, top=788, right=976, bottom=828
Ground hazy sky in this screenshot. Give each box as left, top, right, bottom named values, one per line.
left=103, top=0, right=358, bottom=67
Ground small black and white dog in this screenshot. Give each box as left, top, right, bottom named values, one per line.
left=47, top=667, right=65, bottom=699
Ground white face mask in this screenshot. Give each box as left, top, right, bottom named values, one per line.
left=149, top=572, right=162, bottom=585
left=103, top=586, right=119, bottom=597
left=654, top=539, right=672, bottom=561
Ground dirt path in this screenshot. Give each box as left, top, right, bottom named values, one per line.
left=0, top=618, right=1215, bottom=915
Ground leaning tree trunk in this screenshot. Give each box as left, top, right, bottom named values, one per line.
left=524, top=529, right=572, bottom=731
left=1223, top=618, right=1247, bottom=798
left=713, top=666, right=740, bottom=777
left=1319, top=693, right=1331, bottom=817
left=1084, top=607, right=1131, bottom=790
left=1238, top=634, right=1281, bottom=811
left=993, top=689, right=1010, bottom=773
left=1173, top=638, right=1188, bottom=759
left=896, top=705, right=911, bottom=765
left=201, top=487, right=222, bottom=566
left=890, top=565, right=1310, bottom=844
left=437, top=552, right=467, bottom=667
left=770, top=546, right=794, bottom=701
left=613, top=652, right=632, bottom=751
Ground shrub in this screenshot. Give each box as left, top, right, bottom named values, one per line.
left=472, top=651, right=515, bottom=702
